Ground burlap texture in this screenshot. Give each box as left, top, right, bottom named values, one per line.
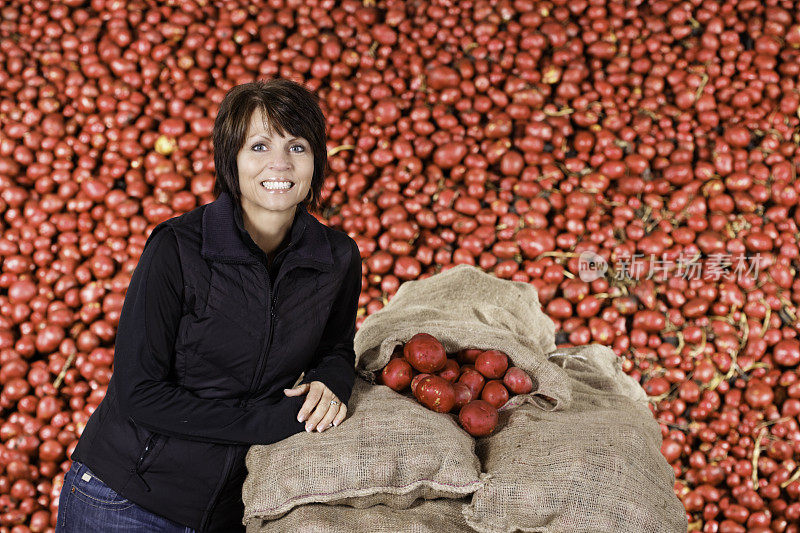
left=546, top=344, right=647, bottom=404
left=353, top=264, right=569, bottom=411
left=464, top=344, right=688, bottom=533
left=242, top=377, right=484, bottom=522
left=245, top=497, right=474, bottom=533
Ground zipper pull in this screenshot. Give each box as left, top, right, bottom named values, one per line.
left=136, top=435, right=155, bottom=468
left=135, top=434, right=156, bottom=492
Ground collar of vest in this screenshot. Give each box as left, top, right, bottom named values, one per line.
left=200, top=191, right=333, bottom=271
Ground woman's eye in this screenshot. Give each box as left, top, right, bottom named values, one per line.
left=251, top=143, right=305, bottom=152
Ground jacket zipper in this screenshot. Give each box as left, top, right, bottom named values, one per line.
left=241, top=250, right=297, bottom=405
left=204, top=259, right=286, bottom=527
left=248, top=274, right=277, bottom=399
left=199, top=445, right=235, bottom=532
left=134, top=433, right=157, bottom=492
left=242, top=254, right=329, bottom=401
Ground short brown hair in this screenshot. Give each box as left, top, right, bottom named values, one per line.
left=212, top=79, right=327, bottom=213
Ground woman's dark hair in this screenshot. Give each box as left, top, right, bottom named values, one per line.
left=212, top=79, right=328, bottom=213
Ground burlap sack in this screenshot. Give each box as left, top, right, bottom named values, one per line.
left=245, top=266, right=684, bottom=531
left=547, top=344, right=647, bottom=403
left=242, top=378, right=484, bottom=522
left=354, top=264, right=570, bottom=411
left=464, top=344, right=688, bottom=533
left=246, top=497, right=475, bottom=533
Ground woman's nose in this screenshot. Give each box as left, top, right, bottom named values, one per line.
left=266, top=150, right=291, bottom=170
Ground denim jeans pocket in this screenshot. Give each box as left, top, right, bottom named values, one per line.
left=69, top=462, right=134, bottom=511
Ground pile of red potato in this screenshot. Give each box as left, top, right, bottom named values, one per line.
left=378, top=332, right=535, bottom=436
left=2, top=0, right=800, bottom=531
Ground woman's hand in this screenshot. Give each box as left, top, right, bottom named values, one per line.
left=283, top=381, right=347, bottom=433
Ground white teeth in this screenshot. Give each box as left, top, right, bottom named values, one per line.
left=261, top=181, right=293, bottom=190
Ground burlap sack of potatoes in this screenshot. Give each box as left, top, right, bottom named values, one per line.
left=464, top=344, right=688, bottom=533
left=354, top=263, right=570, bottom=411
left=245, top=265, right=683, bottom=531
left=245, top=497, right=474, bottom=533
left=242, top=377, right=485, bottom=523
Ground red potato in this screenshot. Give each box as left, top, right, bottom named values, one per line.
left=474, top=350, right=509, bottom=379
left=410, top=373, right=431, bottom=395
left=503, top=367, right=533, bottom=394
left=381, top=358, right=413, bottom=392
left=436, top=358, right=460, bottom=382
left=458, top=400, right=499, bottom=437
left=481, top=380, right=510, bottom=409
left=457, top=368, right=486, bottom=399
left=457, top=348, right=483, bottom=365
left=414, top=375, right=456, bottom=413
left=452, top=383, right=473, bottom=411
left=404, top=333, right=447, bottom=373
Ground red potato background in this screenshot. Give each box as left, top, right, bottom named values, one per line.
left=2, top=0, right=800, bottom=530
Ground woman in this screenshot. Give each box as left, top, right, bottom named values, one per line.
left=55, top=79, right=362, bottom=532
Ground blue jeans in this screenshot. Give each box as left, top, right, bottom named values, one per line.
left=56, top=460, right=197, bottom=532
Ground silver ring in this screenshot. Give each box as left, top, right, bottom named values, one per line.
left=330, top=400, right=340, bottom=406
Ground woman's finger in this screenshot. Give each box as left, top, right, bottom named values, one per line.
left=283, top=383, right=310, bottom=397
left=331, top=404, right=347, bottom=428
left=304, top=390, right=334, bottom=431
left=297, top=382, right=326, bottom=423
left=314, top=399, right=341, bottom=432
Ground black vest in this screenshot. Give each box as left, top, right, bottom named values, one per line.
left=71, top=191, right=356, bottom=531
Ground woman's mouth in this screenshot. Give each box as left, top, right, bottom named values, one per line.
left=260, top=180, right=294, bottom=191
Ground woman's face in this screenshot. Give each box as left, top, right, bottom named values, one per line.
left=236, top=107, right=314, bottom=217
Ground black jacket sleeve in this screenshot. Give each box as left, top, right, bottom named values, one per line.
left=300, top=238, right=361, bottom=406
left=113, top=225, right=306, bottom=445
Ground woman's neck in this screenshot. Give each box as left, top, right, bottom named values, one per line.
left=241, top=203, right=296, bottom=256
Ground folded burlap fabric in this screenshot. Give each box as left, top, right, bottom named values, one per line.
left=242, top=378, right=484, bottom=523
left=246, top=497, right=474, bottom=533
left=354, top=264, right=570, bottom=411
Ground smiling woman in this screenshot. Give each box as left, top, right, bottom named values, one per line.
left=56, top=79, right=362, bottom=533
left=213, top=80, right=328, bottom=267
left=213, top=79, right=328, bottom=213
left=235, top=108, right=316, bottom=262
